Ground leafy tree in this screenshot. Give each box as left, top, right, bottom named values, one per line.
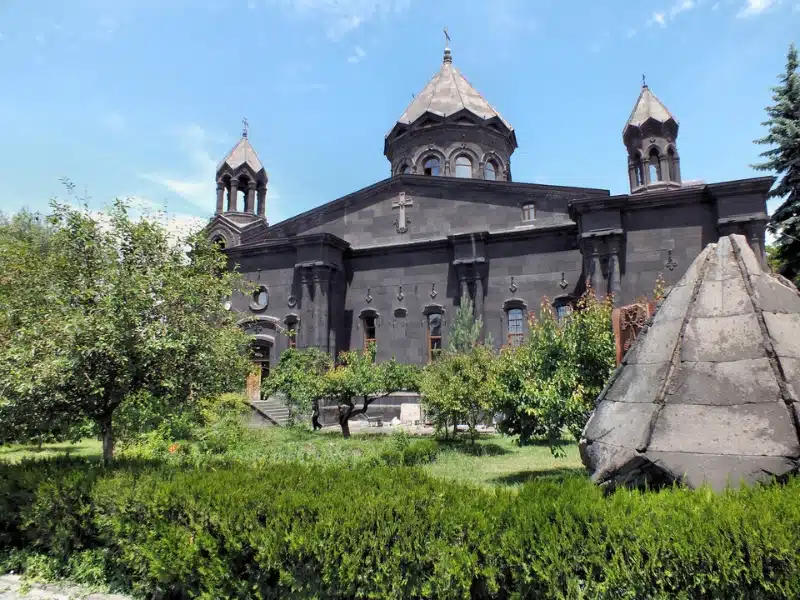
left=0, top=201, right=253, bottom=465
left=419, top=343, right=498, bottom=442
left=754, top=43, right=800, bottom=281
left=323, top=344, right=420, bottom=438
left=261, top=347, right=332, bottom=426
left=494, top=292, right=615, bottom=455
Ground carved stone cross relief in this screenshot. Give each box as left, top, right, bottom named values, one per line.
left=392, top=192, right=413, bottom=234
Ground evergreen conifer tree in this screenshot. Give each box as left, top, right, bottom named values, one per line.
left=754, top=43, right=800, bottom=280
left=448, top=294, right=482, bottom=353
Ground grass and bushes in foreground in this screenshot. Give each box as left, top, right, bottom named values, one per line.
left=3, top=458, right=800, bottom=599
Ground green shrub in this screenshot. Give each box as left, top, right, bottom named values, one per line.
left=402, top=439, right=439, bottom=466
left=4, top=459, right=800, bottom=599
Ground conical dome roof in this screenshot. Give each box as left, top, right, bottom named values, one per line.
left=391, top=48, right=512, bottom=132
left=217, top=135, right=265, bottom=175
left=581, top=234, right=800, bottom=491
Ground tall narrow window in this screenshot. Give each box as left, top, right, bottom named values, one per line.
left=363, top=316, right=377, bottom=348
left=521, top=203, right=535, bottom=222
left=427, top=312, right=443, bottom=361
left=484, top=160, right=498, bottom=181
left=455, top=155, right=472, bottom=178
left=648, top=148, right=661, bottom=183
left=287, top=321, right=297, bottom=348
left=423, top=157, right=440, bottom=176
left=507, top=308, right=524, bottom=347
left=554, top=299, right=573, bottom=324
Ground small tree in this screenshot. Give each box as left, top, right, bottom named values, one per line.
left=753, top=43, right=800, bottom=281
left=448, top=294, right=482, bottom=353
left=494, top=291, right=615, bottom=454
left=419, top=343, right=498, bottom=442
left=261, top=347, right=332, bottom=426
left=323, top=344, right=420, bottom=438
left=0, top=201, right=252, bottom=465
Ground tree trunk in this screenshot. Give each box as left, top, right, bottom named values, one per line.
left=339, top=415, right=351, bottom=438
left=101, top=416, right=114, bottom=467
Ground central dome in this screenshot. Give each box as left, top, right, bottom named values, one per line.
left=384, top=47, right=517, bottom=181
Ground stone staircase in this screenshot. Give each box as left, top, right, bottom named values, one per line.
left=250, top=396, right=290, bottom=426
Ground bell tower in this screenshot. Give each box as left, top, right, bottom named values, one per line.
left=215, top=119, right=269, bottom=224
left=623, top=78, right=682, bottom=194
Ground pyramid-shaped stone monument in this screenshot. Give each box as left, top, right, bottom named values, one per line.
left=581, top=234, right=800, bottom=490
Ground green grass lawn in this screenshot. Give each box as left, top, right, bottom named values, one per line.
left=0, top=429, right=585, bottom=487
left=0, top=439, right=102, bottom=463
left=424, top=435, right=585, bottom=487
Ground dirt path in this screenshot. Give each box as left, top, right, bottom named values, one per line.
left=0, top=575, right=130, bottom=600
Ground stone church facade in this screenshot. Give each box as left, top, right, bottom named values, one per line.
left=206, top=46, right=772, bottom=396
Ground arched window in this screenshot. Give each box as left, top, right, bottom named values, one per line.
left=211, top=235, right=226, bottom=249
left=251, top=342, right=271, bottom=396
left=648, top=148, right=661, bottom=183
left=423, top=157, right=440, bottom=176
left=284, top=316, right=299, bottom=349
left=506, top=308, right=524, bottom=347
left=427, top=312, right=443, bottom=361
left=399, top=164, right=411, bottom=175
left=363, top=315, right=377, bottom=349
left=521, top=203, right=535, bottom=222
left=553, top=297, right=574, bottom=324
left=484, top=160, right=498, bottom=181
left=455, top=155, right=472, bottom=178
left=631, top=154, right=644, bottom=187
left=667, top=148, right=676, bottom=182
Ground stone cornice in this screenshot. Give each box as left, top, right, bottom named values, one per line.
left=717, top=213, right=770, bottom=227
left=349, top=222, right=576, bottom=258
left=568, top=176, right=775, bottom=220
left=264, top=175, right=609, bottom=237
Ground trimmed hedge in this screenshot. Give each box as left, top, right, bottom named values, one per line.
left=2, top=459, right=800, bottom=599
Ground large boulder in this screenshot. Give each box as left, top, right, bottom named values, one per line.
left=581, top=234, right=800, bottom=491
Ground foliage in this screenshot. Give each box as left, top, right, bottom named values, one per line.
left=494, top=291, right=616, bottom=454
left=4, top=459, right=800, bottom=599
left=419, top=343, right=499, bottom=442
left=754, top=43, right=800, bottom=281
left=448, top=294, right=483, bottom=353
left=261, top=347, right=332, bottom=425
left=322, top=344, right=421, bottom=438
left=0, top=200, right=253, bottom=465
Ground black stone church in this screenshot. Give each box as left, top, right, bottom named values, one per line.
left=206, top=46, right=771, bottom=401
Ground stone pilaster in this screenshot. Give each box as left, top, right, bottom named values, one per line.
left=298, top=267, right=314, bottom=348
left=590, top=242, right=604, bottom=297
left=229, top=180, right=239, bottom=212
left=257, top=186, right=267, bottom=218
left=215, top=181, right=225, bottom=213
left=246, top=181, right=257, bottom=213
left=608, top=238, right=622, bottom=304
left=311, top=265, right=332, bottom=352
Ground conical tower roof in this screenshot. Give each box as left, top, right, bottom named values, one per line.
left=217, top=134, right=265, bottom=175
left=392, top=48, right=512, bottom=131
left=623, top=84, right=678, bottom=134
left=581, top=234, right=800, bottom=491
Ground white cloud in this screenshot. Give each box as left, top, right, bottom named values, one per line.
left=273, top=0, right=412, bottom=40
left=670, top=0, right=695, bottom=17
left=140, top=124, right=220, bottom=212
left=347, top=45, right=366, bottom=63
left=738, top=0, right=777, bottom=16
left=648, top=11, right=667, bottom=26
left=625, top=27, right=638, bottom=38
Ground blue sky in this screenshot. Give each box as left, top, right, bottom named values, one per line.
left=0, top=0, right=797, bottom=233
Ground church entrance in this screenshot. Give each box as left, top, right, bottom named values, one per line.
left=245, top=342, right=271, bottom=402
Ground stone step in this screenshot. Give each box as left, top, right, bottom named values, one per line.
left=250, top=399, right=290, bottom=426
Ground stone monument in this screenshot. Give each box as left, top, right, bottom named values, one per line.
left=581, top=234, right=800, bottom=491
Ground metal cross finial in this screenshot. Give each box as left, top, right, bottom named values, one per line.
left=444, top=27, right=450, bottom=46
left=242, top=117, right=249, bottom=138
left=642, top=73, right=647, bottom=87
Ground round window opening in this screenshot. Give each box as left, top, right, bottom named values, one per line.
left=250, top=285, right=270, bottom=310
